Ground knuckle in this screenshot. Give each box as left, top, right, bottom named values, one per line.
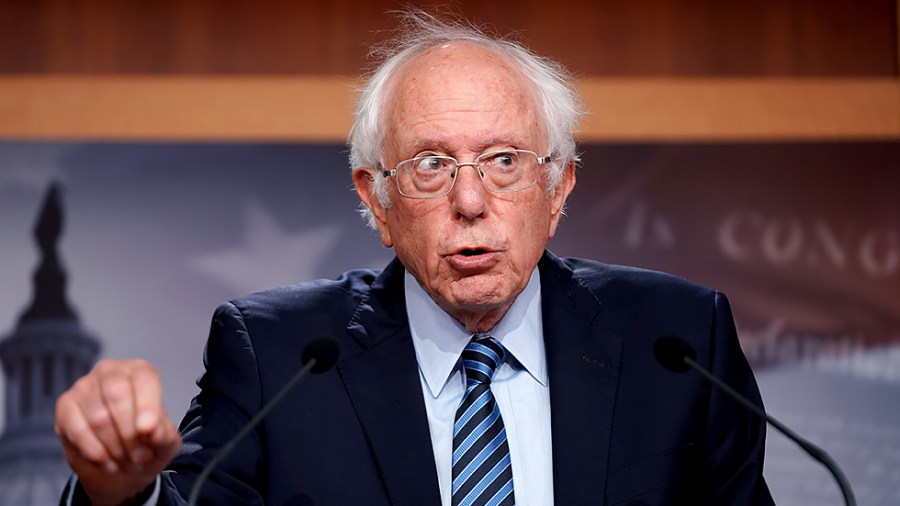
left=70, top=374, right=94, bottom=394
left=85, top=407, right=112, bottom=429
left=55, top=398, right=76, bottom=425
left=93, top=359, right=117, bottom=374
left=131, top=360, right=160, bottom=381
left=129, top=358, right=152, bottom=369
left=55, top=391, right=73, bottom=412
left=103, top=378, right=132, bottom=405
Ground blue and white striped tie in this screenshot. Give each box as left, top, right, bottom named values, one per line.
left=451, top=333, right=515, bottom=506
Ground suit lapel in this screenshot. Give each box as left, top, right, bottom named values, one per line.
left=540, top=253, right=624, bottom=505
left=337, top=259, right=442, bottom=505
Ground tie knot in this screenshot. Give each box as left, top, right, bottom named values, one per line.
left=462, top=333, right=506, bottom=384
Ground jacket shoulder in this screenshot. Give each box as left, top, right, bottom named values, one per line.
left=221, top=268, right=380, bottom=327
left=559, top=256, right=716, bottom=300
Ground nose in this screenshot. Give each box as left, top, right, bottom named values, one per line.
left=448, top=164, right=488, bottom=219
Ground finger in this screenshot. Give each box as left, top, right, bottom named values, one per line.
left=129, top=360, right=165, bottom=437
left=55, top=390, right=120, bottom=474
left=97, top=364, right=141, bottom=460
left=76, top=362, right=129, bottom=464
left=130, top=360, right=179, bottom=469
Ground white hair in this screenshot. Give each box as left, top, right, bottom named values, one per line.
left=349, top=9, right=585, bottom=227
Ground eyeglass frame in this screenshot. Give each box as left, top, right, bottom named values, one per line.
left=379, top=149, right=555, bottom=200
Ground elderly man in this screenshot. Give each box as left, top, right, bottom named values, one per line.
left=55, top=12, right=774, bottom=506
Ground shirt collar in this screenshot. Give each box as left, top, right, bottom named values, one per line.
left=405, top=268, right=547, bottom=398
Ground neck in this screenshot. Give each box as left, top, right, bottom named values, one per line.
left=444, top=302, right=513, bottom=334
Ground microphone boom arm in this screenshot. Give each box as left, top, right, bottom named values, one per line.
left=187, top=357, right=319, bottom=506
left=682, top=356, right=857, bottom=506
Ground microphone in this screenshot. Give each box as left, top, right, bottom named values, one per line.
left=188, top=335, right=340, bottom=506
left=654, top=336, right=857, bottom=506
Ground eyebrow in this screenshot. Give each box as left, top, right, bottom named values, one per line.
left=406, top=136, right=523, bottom=156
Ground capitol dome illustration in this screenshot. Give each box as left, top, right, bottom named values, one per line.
left=0, top=183, right=101, bottom=505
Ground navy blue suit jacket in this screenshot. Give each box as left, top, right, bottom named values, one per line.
left=69, top=251, right=774, bottom=505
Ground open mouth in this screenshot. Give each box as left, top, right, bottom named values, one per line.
left=459, top=248, right=488, bottom=257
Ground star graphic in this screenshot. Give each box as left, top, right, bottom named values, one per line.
left=190, top=198, right=344, bottom=295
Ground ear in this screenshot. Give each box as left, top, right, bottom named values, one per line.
left=352, top=168, right=394, bottom=248
left=548, top=161, right=576, bottom=238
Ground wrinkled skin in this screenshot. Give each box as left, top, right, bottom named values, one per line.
left=354, top=42, right=576, bottom=332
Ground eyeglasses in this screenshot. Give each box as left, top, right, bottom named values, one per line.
left=381, top=149, right=553, bottom=199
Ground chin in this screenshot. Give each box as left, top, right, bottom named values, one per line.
left=447, top=277, right=514, bottom=309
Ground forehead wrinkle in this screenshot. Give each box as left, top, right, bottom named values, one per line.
left=406, top=135, right=524, bottom=157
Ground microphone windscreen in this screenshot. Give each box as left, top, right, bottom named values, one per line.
left=654, top=335, right=696, bottom=373
left=301, top=336, right=340, bottom=374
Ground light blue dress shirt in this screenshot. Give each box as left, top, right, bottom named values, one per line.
left=405, top=268, right=554, bottom=506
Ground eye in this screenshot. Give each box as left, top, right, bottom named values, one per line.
left=496, top=153, right=516, bottom=167
left=483, top=151, right=519, bottom=170
left=414, top=156, right=451, bottom=172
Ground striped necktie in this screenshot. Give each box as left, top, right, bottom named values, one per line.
left=451, top=333, right=515, bottom=506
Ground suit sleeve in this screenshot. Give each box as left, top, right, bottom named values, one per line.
left=156, top=301, right=267, bottom=505
left=702, top=291, right=775, bottom=505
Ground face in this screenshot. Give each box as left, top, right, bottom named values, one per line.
left=354, top=42, right=575, bottom=332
